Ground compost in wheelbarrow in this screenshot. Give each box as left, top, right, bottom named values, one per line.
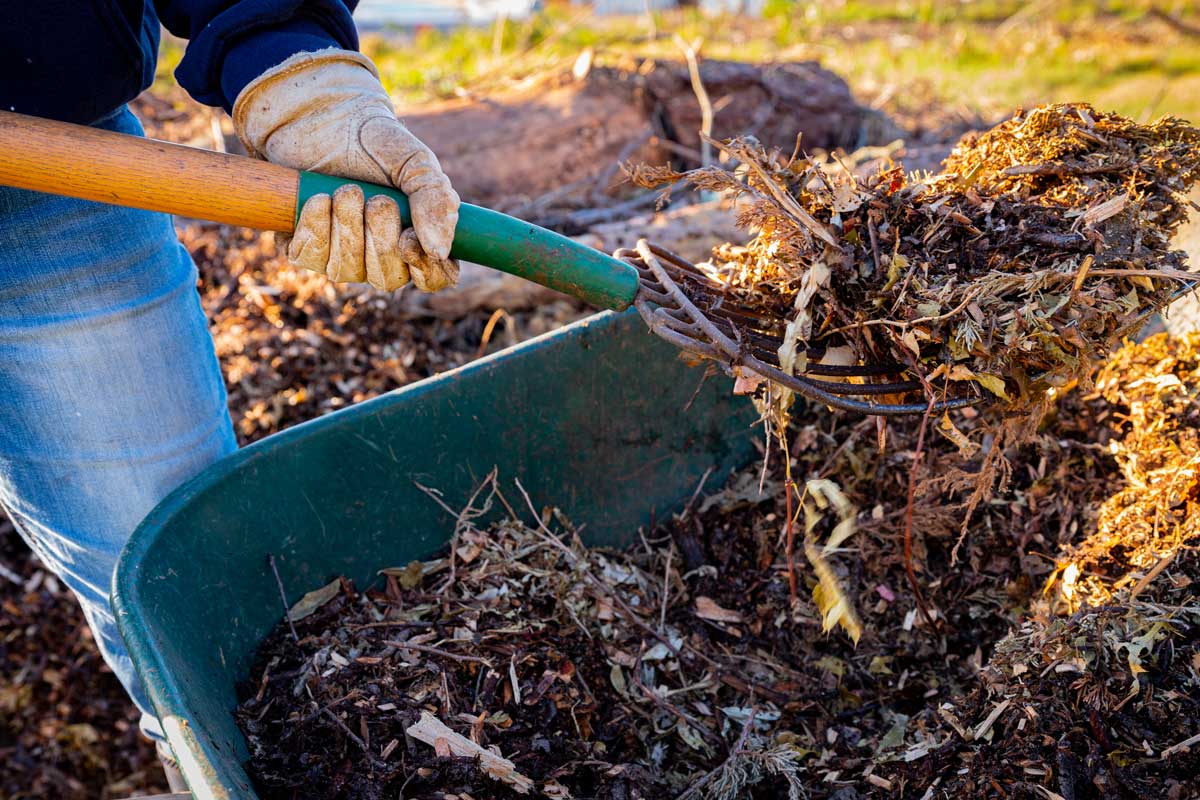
left=112, top=296, right=1200, bottom=800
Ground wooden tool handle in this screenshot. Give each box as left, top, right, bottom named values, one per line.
left=0, top=109, right=641, bottom=310
left=0, top=110, right=300, bottom=232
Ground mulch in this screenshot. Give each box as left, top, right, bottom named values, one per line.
left=233, top=334, right=1200, bottom=800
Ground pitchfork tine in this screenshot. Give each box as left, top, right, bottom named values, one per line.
left=618, top=242, right=985, bottom=417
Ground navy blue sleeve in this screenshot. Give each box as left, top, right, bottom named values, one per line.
left=154, top=1, right=360, bottom=111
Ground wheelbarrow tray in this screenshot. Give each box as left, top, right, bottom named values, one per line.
left=112, top=309, right=759, bottom=799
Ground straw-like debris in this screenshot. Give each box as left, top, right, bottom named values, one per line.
left=880, top=336, right=1200, bottom=796
left=886, top=554, right=1200, bottom=798
left=631, top=104, right=1200, bottom=435
left=1046, top=332, right=1200, bottom=610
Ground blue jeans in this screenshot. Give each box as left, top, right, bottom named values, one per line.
left=0, top=107, right=238, bottom=738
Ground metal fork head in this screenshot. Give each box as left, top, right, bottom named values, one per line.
left=616, top=240, right=981, bottom=416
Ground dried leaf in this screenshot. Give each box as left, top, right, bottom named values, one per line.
left=803, top=480, right=863, bottom=643
left=694, top=596, right=744, bottom=624
left=974, top=372, right=1009, bottom=401
left=287, top=579, right=340, bottom=622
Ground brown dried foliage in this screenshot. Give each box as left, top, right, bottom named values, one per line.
left=633, top=104, right=1200, bottom=423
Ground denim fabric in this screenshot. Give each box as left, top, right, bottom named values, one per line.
left=0, top=107, right=238, bottom=737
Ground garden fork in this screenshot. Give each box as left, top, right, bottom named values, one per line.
left=0, top=109, right=976, bottom=415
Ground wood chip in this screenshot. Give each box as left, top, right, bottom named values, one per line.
left=972, top=698, right=1012, bottom=741
left=406, top=711, right=534, bottom=794
left=694, top=596, right=744, bottom=623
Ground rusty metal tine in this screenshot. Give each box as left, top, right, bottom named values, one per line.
left=621, top=243, right=983, bottom=415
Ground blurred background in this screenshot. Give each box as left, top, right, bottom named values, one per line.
left=4, top=2, right=1200, bottom=797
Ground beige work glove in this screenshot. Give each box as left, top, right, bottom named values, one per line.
left=233, top=49, right=459, bottom=291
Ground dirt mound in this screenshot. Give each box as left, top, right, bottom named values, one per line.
left=403, top=58, right=903, bottom=219
left=639, top=58, right=904, bottom=157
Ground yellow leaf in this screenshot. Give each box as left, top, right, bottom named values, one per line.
left=814, top=655, right=847, bottom=677
left=287, top=579, right=341, bottom=622
left=974, top=373, right=1010, bottom=401
left=938, top=413, right=979, bottom=459
left=803, top=479, right=862, bottom=644
left=947, top=364, right=977, bottom=382
left=868, top=656, right=894, bottom=675
left=1130, top=274, right=1155, bottom=292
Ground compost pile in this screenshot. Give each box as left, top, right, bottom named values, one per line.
left=632, top=104, right=1200, bottom=432
left=237, top=333, right=1200, bottom=800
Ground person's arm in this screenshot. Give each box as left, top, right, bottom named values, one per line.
left=155, top=0, right=359, bottom=110
left=156, top=1, right=459, bottom=292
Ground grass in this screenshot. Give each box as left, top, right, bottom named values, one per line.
left=158, top=2, right=1200, bottom=123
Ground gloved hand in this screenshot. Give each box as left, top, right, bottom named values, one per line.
left=233, top=49, right=460, bottom=291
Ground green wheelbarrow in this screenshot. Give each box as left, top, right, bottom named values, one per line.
left=0, top=109, right=762, bottom=797
left=112, top=309, right=759, bottom=799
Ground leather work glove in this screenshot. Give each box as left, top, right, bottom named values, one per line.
left=233, top=49, right=460, bottom=291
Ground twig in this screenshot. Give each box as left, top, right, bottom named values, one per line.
left=323, top=707, right=386, bottom=768
left=902, top=396, right=940, bottom=633
left=675, top=706, right=759, bottom=800
left=785, top=475, right=798, bottom=607
left=414, top=481, right=463, bottom=518
left=385, top=640, right=494, bottom=667
left=1161, top=731, right=1200, bottom=757
left=867, top=214, right=882, bottom=276
left=267, top=554, right=300, bottom=644
left=659, top=541, right=674, bottom=634
left=682, top=466, right=714, bottom=518
left=674, top=35, right=714, bottom=170
left=1128, top=551, right=1176, bottom=601
left=475, top=308, right=510, bottom=359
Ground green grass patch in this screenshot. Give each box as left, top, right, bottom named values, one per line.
left=156, top=3, right=1200, bottom=125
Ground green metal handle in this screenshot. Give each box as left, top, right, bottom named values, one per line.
left=298, top=172, right=639, bottom=310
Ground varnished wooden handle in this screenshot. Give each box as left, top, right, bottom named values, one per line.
left=0, top=110, right=300, bottom=232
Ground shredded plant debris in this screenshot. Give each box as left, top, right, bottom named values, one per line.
left=237, top=334, right=1200, bottom=800
left=631, top=104, right=1200, bottom=430
left=1047, top=332, right=1200, bottom=611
